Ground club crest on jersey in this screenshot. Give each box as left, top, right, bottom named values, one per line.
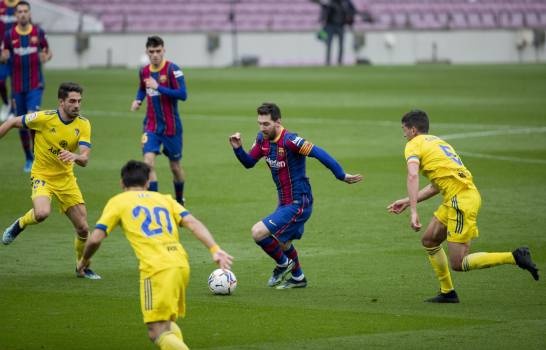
left=265, top=157, right=286, bottom=169
left=74, top=128, right=80, bottom=136
left=159, top=75, right=168, bottom=83
left=278, top=147, right=285, bottom=156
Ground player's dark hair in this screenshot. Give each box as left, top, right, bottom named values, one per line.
left=401, top=109, right=429, bottom=133
left=16, top=1, right=30, bottom=10
left=58, top=82, right=83, bottom=99
left=146, top=35, right=164, bottom=48
left=121, top=160, right=151, bottom=187
left=257, top=103, right=281, bottom=121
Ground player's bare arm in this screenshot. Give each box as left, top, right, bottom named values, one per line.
left=39, top=48, right=52, bottom=63
left=76, top=228, right=107, bottom=276
left=182, top=214, right=234, bottom=270
left=229, top=132, right=242, bottom=148
left=0, top=49, right=10, bottom=63
left=0, top=116, right=23, bottom=138
left=58, top=146, right=91, bottom=167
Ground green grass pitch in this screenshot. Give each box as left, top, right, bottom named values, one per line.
left=0, top=64, right=545, bottom=349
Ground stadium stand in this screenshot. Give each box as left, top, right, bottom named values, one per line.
left=46, top=0, right=546, bottom=33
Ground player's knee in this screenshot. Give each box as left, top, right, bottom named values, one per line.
left=251, top=224, right=267, bottom=242
left=450, top=257, right=464, bottom=271
left=75, top=226, right=89, bottom=238
left=34, top=208, right=50, bottom=222
left=421, top=236, right=437, bottom=248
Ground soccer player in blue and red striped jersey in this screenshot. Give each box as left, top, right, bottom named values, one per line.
left=0, top=0, right=19, bottom=122
left=131, top=36, right=187, bottom=205
left=1, top=0, right=51, bottom=172
left=229, top=102, right=362, bottom=289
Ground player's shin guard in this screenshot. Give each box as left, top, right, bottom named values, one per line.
left=425, top=246, right=454, bottom=293
left=462, top=252, right=515, bottom=271
left=19, top=209, right=38, bottom=228
left=283, top=244, right=303, bottom=278
left=256, top=236, right=288, bottom=265
left=155, top=331, right=188, bottom=350
left=74, top=235, right=87, bottom=262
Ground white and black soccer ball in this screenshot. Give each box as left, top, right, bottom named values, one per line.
left=208, top=269, right=237, bottom=295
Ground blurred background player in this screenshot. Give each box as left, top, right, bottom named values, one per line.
left=0, top=82, right=100, bottom=280
left=388, top=109, right=539, bottom=303
left=77, top=160, right=233, bottom=350
left=130, top=35, right=187, bottom=205
left=0, top=0, right=19, bottom=122
left=229, top=102, right=362, bottom=289
left=1, top=0, right=51, bottom=172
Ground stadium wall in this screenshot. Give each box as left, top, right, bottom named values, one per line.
left=46, top=30, right=545, bottom=69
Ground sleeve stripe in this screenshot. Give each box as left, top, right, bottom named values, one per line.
left=21, top=115, right=28, bottom=129
left=95, top=223, right=108, bottom=232
left=406, top=156, right=420, bottom=163
left=79, top=141, right=92, bottom=148
left=299, top=142, right=314, bottom=156
left=180, top=211, right=190, bottom=217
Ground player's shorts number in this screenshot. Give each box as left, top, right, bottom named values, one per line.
left=31, top=178, right=46, bottom=189
left=132, top=205, right=173, bottom=237
left=439, top=145, right=463, bottom=166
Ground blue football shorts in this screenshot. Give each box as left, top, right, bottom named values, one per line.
left=141, top=131, right=183, bottom=161
left=0, top=62, right=10, bottom=80
left=13, top=88, right=43, bottom=115
left=262, top=194, right=313, bottom=243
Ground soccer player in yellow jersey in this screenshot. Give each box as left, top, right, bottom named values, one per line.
left=388, top=109, right=539, bottom=303
left=0, top=82, right=100, bottom=279
left=77, top=160, right=233, bottom=350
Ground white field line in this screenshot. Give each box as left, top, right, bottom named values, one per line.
left=85, top=110, right=546, bottom=164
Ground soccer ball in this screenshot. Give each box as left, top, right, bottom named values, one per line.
left=208, top=269, right=237, bottom=295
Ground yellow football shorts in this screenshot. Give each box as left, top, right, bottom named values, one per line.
left=140, top=266, right=190, bottom=324
left=434, top=188, right=482, bottom=243
left=30, top=173, right=84, bottom=212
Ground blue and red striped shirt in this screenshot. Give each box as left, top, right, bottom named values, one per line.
left=0, top=1, right=18, bottom=39
left=135, top=60, right=187, bottom=136
left=3, top=24, right=48, bottom=93
left=234, top=128, right=346, bottom=205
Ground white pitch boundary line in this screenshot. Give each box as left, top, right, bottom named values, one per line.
left=84, top=109, right=539, bottom=131
left=84, top=109, right=546, bottom=164
left=459, top=151, right=546, bottom=165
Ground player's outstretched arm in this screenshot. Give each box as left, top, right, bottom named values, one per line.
left=0, top=116, right=23, bottom=138
left=182, top=214, right=233, bottom=270
left=76, top=228, right=107, bottom=276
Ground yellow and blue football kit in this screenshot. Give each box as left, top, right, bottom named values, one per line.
left=95, top=191, right=190, bottom=323
left=405, top=134, right=480, bottom=243
left=22, top=110, right=91, bottom=212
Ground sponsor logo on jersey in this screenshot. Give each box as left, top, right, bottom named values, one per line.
left=59, top=140, right=68, bottom=149
left=146, top=88, right=160, bottom=97
left=13, top=46, right=38, bottom=56
left=265, top=157, right=286, bottom=169
left=159, top=75, right=167, bottom=83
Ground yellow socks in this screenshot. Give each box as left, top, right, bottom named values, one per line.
left=19, top=209, right=38, bottom=228
left=170, top=322, right=183, bottom=341
left=425, top=246, right=454, bottom=293
left=462, top=252, right=515, bottom=271
left=155, top=331, right=189, bottom=350
left=74, top=236, right=87, bottom=262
